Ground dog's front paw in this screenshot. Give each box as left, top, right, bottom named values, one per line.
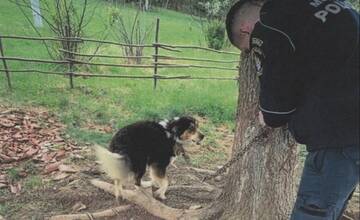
left=170, top=163, right=178, bottom=169
left=154, top=190, right=167, bottom=200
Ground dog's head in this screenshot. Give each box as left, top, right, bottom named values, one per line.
left=168, top=116, right=204, bottom=145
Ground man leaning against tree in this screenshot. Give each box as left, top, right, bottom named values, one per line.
left=226, top=0, right=359, bottom=219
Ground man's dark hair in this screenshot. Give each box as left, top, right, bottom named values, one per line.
left=226, top=0, right=249, bottom=45
left=226, top=0, right=261, bottom=45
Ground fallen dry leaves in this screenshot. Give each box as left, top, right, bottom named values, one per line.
left=43, top=162, right=62, bottom=174
left=0, top=106, right=82, bottom=194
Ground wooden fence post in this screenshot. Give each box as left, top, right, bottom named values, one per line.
left=153, top=18, right=160, bottom=90
left=65, top=36, right=74, bottom=89
left=68, top=58, right=74, bottom=89
left=0, top=36, right=12, bottom=90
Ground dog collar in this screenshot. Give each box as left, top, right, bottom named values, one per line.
left=158, top=120, right=172, bottom=138
left=158, top=119, right=188, bottom=144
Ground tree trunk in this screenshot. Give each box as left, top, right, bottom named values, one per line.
left=144, top=0, right=149, bottom=11
left=209, top=53, right=299, bottom=220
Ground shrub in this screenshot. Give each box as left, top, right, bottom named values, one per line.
left=205, top=20, right=226, bottom=50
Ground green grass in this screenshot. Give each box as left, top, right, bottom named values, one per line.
left=0, top=0, right=239, bottom=145
left=6, top=168, right=21, bottom=183
left=0, top=204, right=10, bottom=216
left=22, top=161, right=39, bottom=175
left=23, top=176, right=43, bottom=190
left=67, top=127, right=113, bottom=145
left=0, top=203, right=22, bottom=217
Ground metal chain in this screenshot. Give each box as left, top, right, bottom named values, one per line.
left=203, top=127, right=271, bottom=182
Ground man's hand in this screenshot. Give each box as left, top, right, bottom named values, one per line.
left=258, top=111, right=266, bottom=127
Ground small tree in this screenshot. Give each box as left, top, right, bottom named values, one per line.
left=196, top=0, right=231, bottom=50
left=141, top=0, right=150, bottom=11
left=11, top=0, right=100, bottom=62
left=109, top=8, right=153, bottom=64
left=204, top=20, right=226, bottom=50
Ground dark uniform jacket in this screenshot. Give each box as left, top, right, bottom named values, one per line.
left=250, top=0, right=359, bottom=151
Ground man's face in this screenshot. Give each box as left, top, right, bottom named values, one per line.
left=231, top=3, right=262, bottom=52
left=232, top=22, right=253, bottom=52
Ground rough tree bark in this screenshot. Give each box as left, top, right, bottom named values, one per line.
left=207, top=53, right=299, bottom=220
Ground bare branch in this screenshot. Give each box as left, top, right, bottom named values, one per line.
left=76, top=0, right=87, bottom=37
left=78, top=0, right=102, bottom=32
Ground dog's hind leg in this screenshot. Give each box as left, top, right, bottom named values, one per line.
left=149, top=165, right=159, bottom=188
left=150, top=164, right=168, bottom=200
left=154, top=177, right=168, bottom=200
left=114, top=179, right=123, bottom=203
left=134, top=165, right=146, bottom=188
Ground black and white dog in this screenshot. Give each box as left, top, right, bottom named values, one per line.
left=95, top=116, right=204, bottom=200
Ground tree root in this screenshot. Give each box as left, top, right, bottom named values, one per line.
left=168, top=185, right=220, bottom=200
left=49, top=205, right=131, bottom=220
left=169, top=184, right=217, bottom=193
left=49, top=179, right=221, bottom=220
left=186, top=167, right=216, bottom=175
left=90, top=179, right=203, bottom=220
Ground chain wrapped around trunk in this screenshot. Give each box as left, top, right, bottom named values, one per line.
left=203, top=127, right=272, bottom=182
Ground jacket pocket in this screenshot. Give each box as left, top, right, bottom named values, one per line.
left=306, top=150, right=327, bottom=173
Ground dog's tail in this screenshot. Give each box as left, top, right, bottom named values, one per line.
left=94, top=145, right=129, bottom=181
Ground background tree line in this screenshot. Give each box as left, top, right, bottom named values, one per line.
left=105, top=0, right=359, bottom=15
left=104, top=0, right=359, bottom=51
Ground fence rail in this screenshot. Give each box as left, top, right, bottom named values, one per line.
left=0, top=18, right=240, bottom=91
left=154, top=43, right=240, bottom=55
left=0, top=69, right=238, bottom=81
left=59, top=49, right=239, bottom=64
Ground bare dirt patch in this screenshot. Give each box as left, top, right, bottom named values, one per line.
left=1, top=149, right=225, bottom=219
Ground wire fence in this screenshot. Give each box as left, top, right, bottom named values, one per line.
left=0, top=18, right=240, bottom=91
